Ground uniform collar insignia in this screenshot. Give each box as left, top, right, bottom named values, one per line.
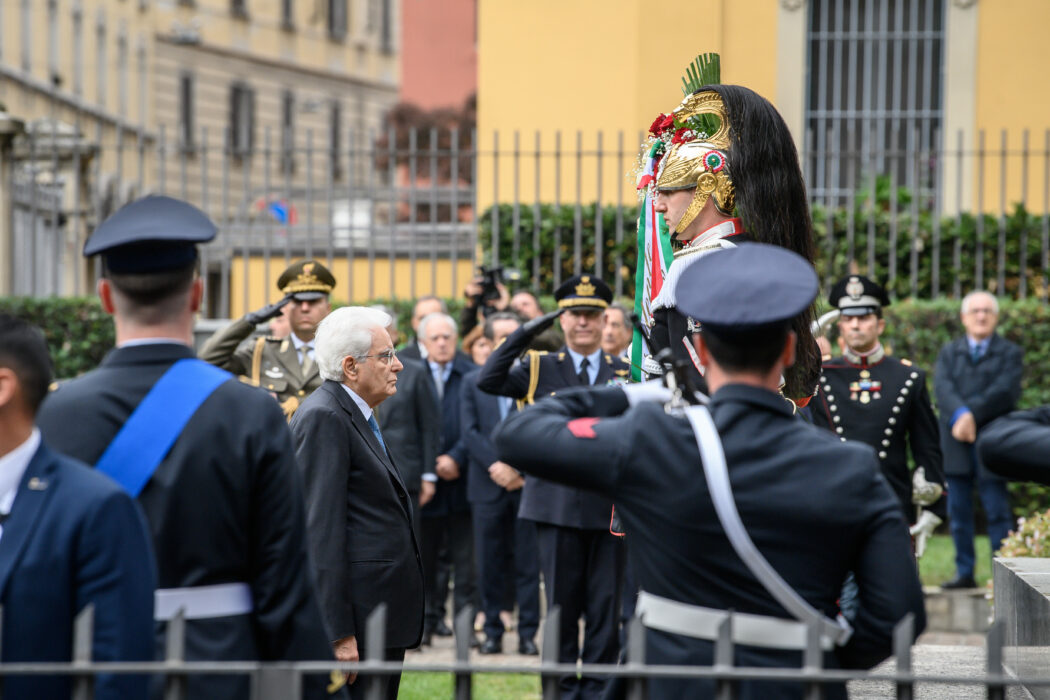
left=844, top=342, right=885, bottom=367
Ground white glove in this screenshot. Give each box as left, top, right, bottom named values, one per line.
left=909, top=510, right=943, bottom=559
left=622, top=380, right=673, bottom=407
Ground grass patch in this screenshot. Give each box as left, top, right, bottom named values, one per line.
left=919, top=534, right=992, bottom=587
left=399, top=672, right=540, bottom=700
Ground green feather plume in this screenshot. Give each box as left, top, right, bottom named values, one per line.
left=679, top=53, right=721, bottom=139
left=680, top=53, right=721, bottom=96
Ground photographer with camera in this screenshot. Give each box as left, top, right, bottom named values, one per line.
left=459, top=266, right=512, bottom=337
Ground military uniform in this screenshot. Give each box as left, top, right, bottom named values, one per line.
left=494, top=245, right=926, bottom=700
left=200, top=260, right=334, bottom=418
left=810, top=275, right=946, bottom=523
left=477, top=274, right=630, bottom=700
left=37, top=196, right=340, bottom=699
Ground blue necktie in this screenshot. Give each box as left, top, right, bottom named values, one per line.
left=971, top=344, right=983, bottom=363
left=367, top=414, right=388, bottom=454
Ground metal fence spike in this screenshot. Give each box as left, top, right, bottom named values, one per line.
left=454, top=605, right=473, bottom=700
left=893, top=612, right=914, bottom=700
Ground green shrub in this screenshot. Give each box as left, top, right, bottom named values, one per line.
left=0, top=297, right=115, bottom=380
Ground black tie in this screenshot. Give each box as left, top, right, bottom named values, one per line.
left=578, top=357, right=591, bottom=386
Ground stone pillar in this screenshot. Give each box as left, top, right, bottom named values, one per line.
left=0, top=109, right=27, bottom=296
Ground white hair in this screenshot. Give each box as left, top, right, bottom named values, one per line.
left=418, top=312, right=458, bottom=340
left=315, top=306, right=392, bottom=381
left=961, top=291, right=999, bottom=315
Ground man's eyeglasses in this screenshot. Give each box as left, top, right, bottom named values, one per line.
left=362, top=350, right=398, bottom=363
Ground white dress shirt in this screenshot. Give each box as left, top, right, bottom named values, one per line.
left=340, top=384, right=374, bottom=422
left=566, top=347, right=603, bottom=385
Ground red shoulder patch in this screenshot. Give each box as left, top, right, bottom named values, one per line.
left=567, top=417, right=601, bottom=439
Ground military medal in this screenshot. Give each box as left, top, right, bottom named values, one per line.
left=850, top=370, right=882, bottom=404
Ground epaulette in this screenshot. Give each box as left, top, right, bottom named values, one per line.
left=536, top=350, right=550, bottom=356
left=557, top=352, right=566, bottom=361
left=604, top=354, right=613, bottom=365
left=901, top=358, right=912, bottom=366
left=614, top=368, right=630, bottom=377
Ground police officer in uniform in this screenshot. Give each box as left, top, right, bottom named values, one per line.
left=493, top=245, right=925, bottom=700
left=477, top=274, right=630, bottom=700
left=810, top=275, right=947, bottom=546
left=37, top=196, right=341, bottom=699
left=200, top=259, right=335, bottom=418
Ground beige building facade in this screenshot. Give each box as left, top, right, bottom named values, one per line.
left=0, top=0, right=401, bottom=304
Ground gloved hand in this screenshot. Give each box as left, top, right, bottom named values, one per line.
left=244, top=294, right=294, bottom=325
left=622, top=380, right=673, bottom=406
left=909, top=510, right=943, bottom=559
left=521, top=307, right=565, bottom=336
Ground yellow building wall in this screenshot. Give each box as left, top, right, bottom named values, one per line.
left=975, top=0, right=1050, bottom=212
left=228, top=256, right=477, bottom=315
left=477, top=0, right=781, bottom=207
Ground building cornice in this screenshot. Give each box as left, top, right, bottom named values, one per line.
left=155, top=35, right=398, bottom=93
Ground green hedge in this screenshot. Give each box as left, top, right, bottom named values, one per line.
left=0, top=297, right=115, bottom=379
left=6, top=294, right=1050, bottom=517
left=480, top=196, right=1050, bottom=300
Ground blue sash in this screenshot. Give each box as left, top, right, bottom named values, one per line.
left=96, top=359, right=231, bottom=497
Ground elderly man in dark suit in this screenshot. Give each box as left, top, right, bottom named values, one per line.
left=0, top=315, right=155, bottom=700
left=462, top=312, right=541, bottom=656
left=290, top=306, right=425, bottom=700
left=934, top=291, right=1023, bottom=589
left=417, top=312, right=479, bottom=646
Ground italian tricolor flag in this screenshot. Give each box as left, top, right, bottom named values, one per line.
left=631, top=142, right=673, bottom=381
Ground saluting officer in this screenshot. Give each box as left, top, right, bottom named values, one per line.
left=200, top=259, right=335, bottom=418
left=37, top=196, right=341, bottom=699
left=477, top=274, right=630, bottom=700
left=810, top=275, right=947, bottom=541
left=493, top=245, right=925, bottom=700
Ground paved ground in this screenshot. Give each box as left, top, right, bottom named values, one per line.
left=407, top=628, right=1036, bottom=699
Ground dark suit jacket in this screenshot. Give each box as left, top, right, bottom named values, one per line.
left=398, top=340, right=472, bottom=365
left=461, top=369, right=518, bottom=504
left=290, top=380, right=425, bottom=649
left=495, top=384, right=925, bottom=698
left=0, top=441, right=155, bottom=700
left=477, top=323, right=631, bottom=529
left=377, top=357, right=441, bottom=493
left=979, top=406, right=1050, bottom=484
left=934, top=333, right=1023, bottom=477
left=38, top=343, right=338, bottom=699
left=420, top=355, right=477, bottom=517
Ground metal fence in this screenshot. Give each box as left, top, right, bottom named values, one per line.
left=4, top=602, right=1049, bottom=700
left=5, top=121, right=1050, bottom=313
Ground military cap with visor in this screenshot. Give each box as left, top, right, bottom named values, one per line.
left=829, top=275, right=890, bottom=317
left=83, top=195, right=217, bottom=273
left=554, top=275, right=613, bottom=312
left=276, top=260, right=336, bottom=301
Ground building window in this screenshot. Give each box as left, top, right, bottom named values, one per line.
left=330, top=100, right=343, bottom=181
left=231, top=0, right=248, bottom=18
left=179, top=72, right=195, bottom=152
left=328, top=0, right=347, bottom=40
left=281, top=0, right=294, bottom=29
left=281, top=90, right=296, bottom=173
left=380, top=0, right=393, bottom=52
left=229, top=82, right=255, bottom=157
left=805, top=0, right=945, bottom=207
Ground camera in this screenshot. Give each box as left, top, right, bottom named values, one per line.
left=474, top=265, right=521, bottom=317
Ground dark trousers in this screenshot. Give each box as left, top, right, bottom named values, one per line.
left=347, top=646, right=405, bottom=700
left=421, top=511, right=476, bottom=633
left=472, top=493, right=541, bottom=643
left=947, top=456, right=1012, bottom=578
left=535, top=522, right=624, bottom=700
